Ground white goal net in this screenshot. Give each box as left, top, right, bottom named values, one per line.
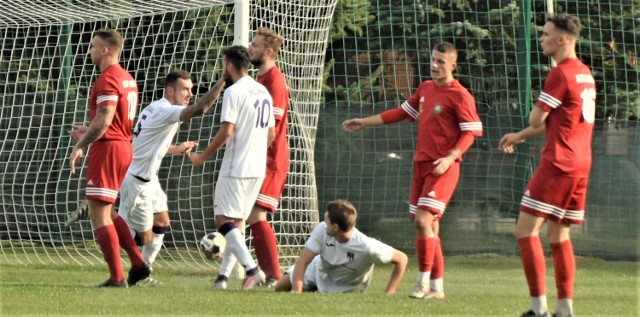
left=0, top=0, right=338, bottom=269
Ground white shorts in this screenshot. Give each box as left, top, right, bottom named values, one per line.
left=118, top=173, right=168, bottom=233
left=287, top=255, right=320, bottom=292
left=214, top=176, right=263, bottom=220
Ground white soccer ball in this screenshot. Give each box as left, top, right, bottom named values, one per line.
left=199, top=232, right=226, bottom=260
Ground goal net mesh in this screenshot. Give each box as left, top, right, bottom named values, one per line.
left=0, top=0, right=338, bottom=269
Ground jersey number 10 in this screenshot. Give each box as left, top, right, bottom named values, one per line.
left=254, top=99, right=271, bottom=128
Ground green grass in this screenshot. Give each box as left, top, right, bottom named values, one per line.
left=1, top=255, right=637, bottom=316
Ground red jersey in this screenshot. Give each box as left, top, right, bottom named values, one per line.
left=257, top=66, right=289, bottom=172
left=89, top=64, right=138, bottom=142
left=402, top=80, right=482, bottom=161
left=537, top=58, right=595, bottom=177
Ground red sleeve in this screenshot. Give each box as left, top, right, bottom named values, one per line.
left=456, top=92, right=483, bottom=137
left=536, top=67, right=567, bottom=112
left=380, top=107, right=408, bottom=124
left=453, top=132, right=476, bottom=156
left=267, top=74, right=289, bottom=122
left=96, top=75, right=120, bottom=108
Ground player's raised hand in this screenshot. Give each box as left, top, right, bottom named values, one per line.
left=69, top=124, right=88, bottom=142
left=68, top=147, right=83, bottom=174
left=178, top=141, right=198, bottom=155
left=188, top=152, right=206, bottom=166
left=498, top=132, right=524, bottom=153
left=342, top=118, right=364, bottom=132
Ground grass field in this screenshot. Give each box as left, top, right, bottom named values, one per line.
left=1, top=254, right=637, bottom=316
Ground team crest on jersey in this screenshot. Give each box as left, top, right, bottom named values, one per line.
left=419, top=97, right=425, bottom=113
left=347, top=252, right=354, bottom=262
left=434, top=105, right=443, bottom=115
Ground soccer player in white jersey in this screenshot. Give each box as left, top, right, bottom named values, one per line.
left=274, top=200, right=408, bottom=294
left=118, top=70, right=225, bottom=283
left=188, top=45, right=275, bottom=291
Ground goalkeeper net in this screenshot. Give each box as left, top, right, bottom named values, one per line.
left=0, top=0, right=338, bottom=268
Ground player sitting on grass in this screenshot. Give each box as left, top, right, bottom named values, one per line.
left=274, top=199, right=408, bottom=294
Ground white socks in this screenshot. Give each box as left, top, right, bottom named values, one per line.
left=556, top=298, right=573, bottom=317
left=430, top=277, right=443, bottom=292
left=224, top=228, right=257, bottom=272
left=530, top=295, right=548, bottom=315
left=142, top=233, right=164, bottom=265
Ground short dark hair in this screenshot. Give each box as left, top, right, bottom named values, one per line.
left=94, top=29, right=124, bottom=51
left=326, top=199, right=357, bottom=232
left=433, top=41, right=458, bottom=59
left=223, top=45, right=251, bottom=72
left=165, top=70, right=191, bottom=88
left=547, top=14, right=581, bottom=37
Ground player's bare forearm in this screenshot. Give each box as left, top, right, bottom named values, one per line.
left=291, top=248, right=315, bottom=293
left=180, top=79, right=225, bottom=121
left=75, top=106, right=114, bottom=148
left=167, top=141, right=197, bottom=155
left=385, top=249, right=408, bottom=294
left=342, top=115, right=384, bottom=132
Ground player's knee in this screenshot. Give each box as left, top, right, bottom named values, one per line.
left=153, top=212, right=170, bottom=227
left=247, top=205, right=267, bottom=225
left=273, top=274, right=291, bottom=292
left=137, top=230, right=153, bottom=245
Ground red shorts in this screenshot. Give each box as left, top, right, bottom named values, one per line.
left=255, top=169, right=287, bottom=213
left=520, top=161, right=588, bottom=225
left=409, top=160, right=460, bottom=220
left=85, top=140, right=132, bottom=204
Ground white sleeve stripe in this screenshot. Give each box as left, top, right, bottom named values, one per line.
left=400, top=101, right=419, bottom=120
left=538, top=92, right=561, bottom=108
left=273, top=108, right=284, bottom=116
left=459, top=122, right=483, bottom=131
left=97, top=95, right=118, bottom=104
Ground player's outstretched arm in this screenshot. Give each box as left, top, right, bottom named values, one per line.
left=180, top=78, right=225, bottom=122
left=384, top=249, right=408, bottom=295
left=498, top=107, right=548, bottom=153
left=188, top=122, right=234, bottom=166
left=342, top=114, right=385, bottom=132
left=290, top=247, right=316, bottom=293
left=167, top=141, right=198, bottom=155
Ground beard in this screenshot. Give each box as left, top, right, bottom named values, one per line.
left=250, top=57, right=264, bottom=68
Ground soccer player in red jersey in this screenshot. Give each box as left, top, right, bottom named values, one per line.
left=212, top=28, right=290, bottom=289
left=68, top=29, right=149, bottom=287
left=343, top=42, right=483, bottom=300
left=499, top=14, right=595, bottom=317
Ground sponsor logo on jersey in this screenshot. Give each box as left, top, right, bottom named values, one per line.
left=428, top=190, right=437, bottom=198
left=524, top=189, right=530, bottom=197
left=87, top=180, right=94, bottom=186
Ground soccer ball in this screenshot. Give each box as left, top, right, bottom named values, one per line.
left=199, top=232, right=226, bottom=260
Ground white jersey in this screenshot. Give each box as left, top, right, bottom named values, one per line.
left=219, top=76, right=274, bottom=178
left=303, top=222, right=395, bottom=293
left=128, top=98, right=184, bottom=180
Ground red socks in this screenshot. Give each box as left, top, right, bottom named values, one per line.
left=431, top=238, right=444, bottom=279
left=251, top=221, right=281, bottom=279
left=95, top=225, right=124, bottom=282
left=551, top=240, right=575, bottom=299
left=518, top=236, right=547, bottom=296
left=416, top=236, right=436, bottom=272
left=113, top=216, right=145, bottom=268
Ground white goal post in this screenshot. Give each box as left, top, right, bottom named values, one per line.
left=0, top=0, right=338, bottom=269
